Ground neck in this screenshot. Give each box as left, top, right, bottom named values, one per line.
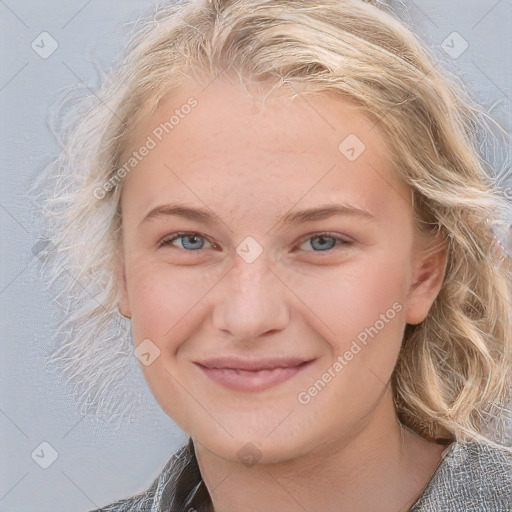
left=193, top=389, right=447, bottom=512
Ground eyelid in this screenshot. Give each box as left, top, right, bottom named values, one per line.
left=296, top=231, right=353, bottom=244
left=158, top=231, right=217, bottom=249
left=293, top=231, right=353, bottom=252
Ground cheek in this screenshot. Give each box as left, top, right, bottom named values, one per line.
left=292, top=252, right=408, bottom=338
left=339, top=254, right=409, bottom=376
left=125, top=258, right=185, bottom=343
left=124, top=256, right=222, bottom=345
left=287, top=251, right=410, bottom=391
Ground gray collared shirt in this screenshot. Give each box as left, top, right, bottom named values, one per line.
left=89, top=439, right=512, bottom=512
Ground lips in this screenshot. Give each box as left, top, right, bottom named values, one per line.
left=194, top=357, right=315, bottom=392
left=196, top=356, right=313, bottom=371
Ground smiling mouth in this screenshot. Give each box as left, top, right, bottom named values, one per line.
left=194, top=359, right=315, bottom=392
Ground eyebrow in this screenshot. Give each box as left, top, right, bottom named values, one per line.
left=138, top=201, right=376, bottom=229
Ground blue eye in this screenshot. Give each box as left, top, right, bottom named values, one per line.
left=297, top=233, right=352, bottom=252
left=159, top=232, right=213, bottom=251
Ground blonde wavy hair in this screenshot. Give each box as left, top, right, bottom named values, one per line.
left=31, top=0, right=512, bottom=449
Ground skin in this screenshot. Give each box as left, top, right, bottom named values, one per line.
left=117, top=77, right=449, bottom=512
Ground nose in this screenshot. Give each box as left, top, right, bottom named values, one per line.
left=211, top=253, right=290, bottom=342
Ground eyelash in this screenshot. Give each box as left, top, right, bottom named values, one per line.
left=158, top=231, right=353, bottom=253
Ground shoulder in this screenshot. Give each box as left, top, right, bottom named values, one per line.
left=87, top=470, right=161, bottom=512
left=411, top=441, right=512, bottom=512
left=87, top=440, right=197, bottom=512
left=88, top=487, right=156, bottom=512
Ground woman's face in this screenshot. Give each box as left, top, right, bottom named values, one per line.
left=117, top=79, right=445, bottom=463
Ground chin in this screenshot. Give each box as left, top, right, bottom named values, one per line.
left=189, top=418, right=320, bottom=466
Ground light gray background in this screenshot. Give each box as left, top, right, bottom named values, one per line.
left=1, top=1, right=511, bottom=511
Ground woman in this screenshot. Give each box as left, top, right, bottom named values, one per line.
left=33, top=0, right=512, bottom=510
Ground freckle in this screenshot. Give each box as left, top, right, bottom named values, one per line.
left=250, top=103, right=260, bottom=115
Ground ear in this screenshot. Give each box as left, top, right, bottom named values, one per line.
left=116, top=252, right=132, bottom=319
left=405, top=233, right=448, bottom=326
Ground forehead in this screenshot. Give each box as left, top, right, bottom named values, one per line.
left=120, top=79, right=409, bottom=225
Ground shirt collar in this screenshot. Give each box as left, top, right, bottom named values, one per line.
left=158, top=437, right=212, bottom=512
